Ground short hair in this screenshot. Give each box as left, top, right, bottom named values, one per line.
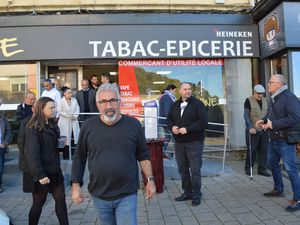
left=272, top=74, right=287, bottom=85
left=101, top=72, right=112, bottom=83
left=42, top=78, right=52, bottom=84
left=96, top=83, right=120, bottom=102
left=180, top=82, right=192, bottom=88
left=61, top=86, right=71, bottom=93
left=90, top=74, right=97, bottom=79
left=24, top=91, right=35, bottom=98
left=165, top=84, right=177, bottom=91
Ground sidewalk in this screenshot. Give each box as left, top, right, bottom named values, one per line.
left=1, top=150, right=300, bottom=225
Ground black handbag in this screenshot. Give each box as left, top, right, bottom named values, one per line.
left=284, top=125, right=300, bottom=145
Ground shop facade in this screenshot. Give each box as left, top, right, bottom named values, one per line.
left=256, top=2, right=300, bottom=97
left=0, top=13, right=259, bottom=148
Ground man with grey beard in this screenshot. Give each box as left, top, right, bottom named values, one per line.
left=71, top=83, right=156, bottom=225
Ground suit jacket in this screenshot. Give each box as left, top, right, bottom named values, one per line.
left=75, top=89, right=98, bottom=121
left=0, top=115, right=11, bottom=152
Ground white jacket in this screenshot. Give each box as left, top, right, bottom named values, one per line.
left=57, top=97, right=80, bottom=144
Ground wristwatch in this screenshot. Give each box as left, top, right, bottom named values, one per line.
left=146, top=176, right=155, bottom=183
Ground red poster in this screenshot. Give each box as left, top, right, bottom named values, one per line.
left=118, top=65, right=143, bottom=115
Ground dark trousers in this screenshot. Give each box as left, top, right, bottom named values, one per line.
left=245, top=130, right=269, bottom=172
left=29, top=181, right=69, bottom=225
left=62, top=132, right=75, bottom=160
left=0, top=148, right=4, bottom=186
left=175, top=141, right=204, bottom=197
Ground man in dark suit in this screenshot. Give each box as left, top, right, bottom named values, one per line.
left=75, top=79, right=98, bottom=122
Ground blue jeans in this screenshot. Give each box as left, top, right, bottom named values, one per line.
left=175, top=141, right=204, bottom=197
left=0, top=148, right=5, bottom=186
left=92, top=193, right=137, bottom=225
left=268, top=140, right=300, bottom=200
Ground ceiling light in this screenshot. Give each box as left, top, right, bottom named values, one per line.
left=156, top=71, right=172, bottom=75
left=153, top=81, right=165, bottom=84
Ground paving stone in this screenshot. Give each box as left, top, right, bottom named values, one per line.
left=3, top=155, right=300, bottom=225
left=232, top=212, right=260, bottom=224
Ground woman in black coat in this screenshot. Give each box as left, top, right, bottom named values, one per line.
left=23, top=97, right=69, bottom=225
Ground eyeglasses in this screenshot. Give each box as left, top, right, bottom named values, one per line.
left=268, top=81, right=280, bottom=84
left=97, top=98, right=119, bottom=106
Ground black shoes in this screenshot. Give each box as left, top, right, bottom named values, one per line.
left=263, top=189, right=284, bottom=197
left=174, top=194, right=193, bottom=202
left=258, top=171, right=271, bottom=177
left=191, top=197, right=201, bottom=207
left=174, top=194, right=201, bottom=207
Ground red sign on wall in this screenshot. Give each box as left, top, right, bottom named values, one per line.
left=118, top=64, right=143, bottom=115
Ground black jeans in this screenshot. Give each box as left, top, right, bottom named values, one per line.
left=175, top=141, right=204, bottom=197
left=245, top=130, right=269, bottom=172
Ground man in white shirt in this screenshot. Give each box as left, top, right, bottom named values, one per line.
left=41, top=79, right=62, bottom=105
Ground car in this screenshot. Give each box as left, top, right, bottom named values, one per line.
left=0, top=208, right=15, bottom=225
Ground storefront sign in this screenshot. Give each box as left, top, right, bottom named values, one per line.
left=0, top=37, right=24, bottom=58
left=259, top=4, right=285, bottom=58
left=259, top=2, right=300, bottom=58
left=0, top=24, right=259, bottom=61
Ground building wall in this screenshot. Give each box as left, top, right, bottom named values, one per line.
left=0, top=0, right=252, bottom=12
left=225, top=58, right=252, bottom=148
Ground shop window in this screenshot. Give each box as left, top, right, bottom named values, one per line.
left=118, top=59, right=226, bottom=137
left=270, top=54, right=288, bottom=79
left=0, top=63, right=37, bottom=105
left=0, top=63, right=38, bottom=143
left=11, top=84, right=19, bottom=92
left=291, top=52, right=300, bottom=98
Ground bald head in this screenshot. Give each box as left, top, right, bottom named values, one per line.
left=81, top=79, right=90, bottom=91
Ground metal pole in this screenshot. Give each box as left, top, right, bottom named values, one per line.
left=221, top=125, right=228, bottom=175
left=68, top=116, right=72, bottom=162
left=248, top=131, right=253, bottom=180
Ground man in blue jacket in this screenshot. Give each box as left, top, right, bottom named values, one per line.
left=159, top=84, right=177, bottom=154
left=256, top=74, right=300, bottom=212
left=167, top=82, right=208, bottom=207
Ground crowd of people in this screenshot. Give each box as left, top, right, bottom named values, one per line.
left=0, top=73, right=299, bottom=225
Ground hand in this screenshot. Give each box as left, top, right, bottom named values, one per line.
left=255, top=120, right=264, bottom=129
left=145, top=180, right=156, bottom=199
left=72, top=183, right=84, bottom=204
left=39, top=177, right=50, bottom=185
left=262, top=119, right=273, bottom=130
left=0, top=143, right=5, bottom=148
left=178, top=127, right=187, bottom=135
left=249, top=128, right=256, bottom=134
left=172, top=126, right=179, bottom=135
